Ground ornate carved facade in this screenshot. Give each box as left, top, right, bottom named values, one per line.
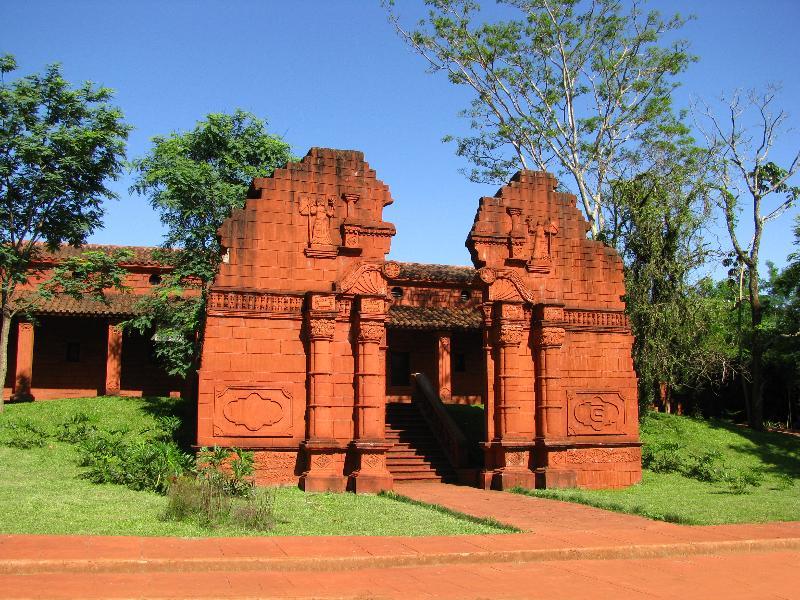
left=197, top=148, right=642, bottom=493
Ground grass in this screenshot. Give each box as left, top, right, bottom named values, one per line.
left=516, top=411, right=800, bottom=525
left=0, top=396, right=509, bottom=537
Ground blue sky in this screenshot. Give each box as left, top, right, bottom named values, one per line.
left=2, top=0, right=799, bottom=271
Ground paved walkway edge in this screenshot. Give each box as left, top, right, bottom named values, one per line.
left=5, top=537, right=800, bottom=575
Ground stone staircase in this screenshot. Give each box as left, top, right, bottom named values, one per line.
left=385, top=402, right=457, bottom=483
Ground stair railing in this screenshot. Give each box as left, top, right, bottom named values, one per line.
left=411, top=372, right=468, bottom=470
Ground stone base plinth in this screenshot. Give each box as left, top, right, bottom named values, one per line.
left=299, top=441, right=346, bottom=493
left=347, top=441, right=393, bottom=494
left=491, top=468, right=535, bottom=490
left=535, top=468, right=577, bottom=489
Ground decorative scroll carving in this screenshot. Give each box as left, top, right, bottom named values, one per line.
left=499, top=323, right=524, bottom=346
left=309, top=318, right=335, bottom=340
left=382, top=261, right=401, bottom=279
left=358, top=321, right=384, bottom=343
left=565, top=310, right=628, bottom=329
left=339, top=262, right=388, bottom=296
left=567, top=391, right=626, bottom=435
left=488, top=270, right=536, bottom=303
left=534, top=326, right=566, bottom=348
left=208, top=290, right=303, bottom=316
left=549, top=447, right=639, bottom=465
left=214, top=385, right=293, bottom=437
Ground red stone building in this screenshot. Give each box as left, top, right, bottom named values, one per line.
left=197, top=147, right=642, bottom=492
left=3, top=247, right=184, bottom=402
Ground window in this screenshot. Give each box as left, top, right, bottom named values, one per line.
left=460, top=289, right=472, bottom=302
left=148, top=273, right=162, bottom=285
left=66, top=342, right=81, bottom=362
left=389, top=351, right=411, bottom=387
left=391, top=287, right=404, bottom=300
left=454, top=352, right=466, bottom=373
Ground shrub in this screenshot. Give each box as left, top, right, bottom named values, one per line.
left=723, top=467, right=765, bottom=495
left=163, top=448, right=275, bottom=531
left=641, top=440, right=685, bottom=473
left=55, top=412, right=97, bottom=443
left=3, top=420, right=49, bottom=449
left=78, top=431, right=193, bottom=494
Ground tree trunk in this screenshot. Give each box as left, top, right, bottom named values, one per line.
left=0, top=305, right=12, bottom=412
left=747, top=264, right=764, bottom=430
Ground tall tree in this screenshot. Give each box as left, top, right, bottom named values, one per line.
left=611, top=135, right=723, bottom=410
left=386, top=0, right=694, bottom=236
left=696, top=86, right=800, bottom=429
left=0, top=55, right=129, bottom=411
left=129, top=110, right=292, bottom=377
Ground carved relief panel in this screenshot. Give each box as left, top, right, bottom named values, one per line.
left=214, top=385, right=293, bottom=437
left=566, top=391, right=626, bottom=435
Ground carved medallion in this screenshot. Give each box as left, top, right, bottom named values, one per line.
left=478, top=267, right=496, bottom=284
left=214, top=385, right=293, bottom=437
left=567, top=391, right=626, bottom=435
left=382, top=261, right=401, bottom=279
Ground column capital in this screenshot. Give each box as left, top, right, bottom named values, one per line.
left=498, top=323, right=524, bottom=347
left=534, top=326, right=566, bottom=348
left=308, top=317, right=335, bottom=341
left=357, top=320, right=384, bottom=343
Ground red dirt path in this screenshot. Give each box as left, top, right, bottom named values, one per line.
left=2, top=483, right=798, bottom=599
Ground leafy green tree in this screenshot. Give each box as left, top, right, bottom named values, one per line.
left=0, top=55, right=130, bottom=410
left=129, top=110, right=292, bottom=377
left=697, top=87, right=800, bottom=429
left=386, top=0, right=695, bottom=236
left=611, top=137, right=724, bottom=410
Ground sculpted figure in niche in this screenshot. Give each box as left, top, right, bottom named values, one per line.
left=529, top=218, right=559, bottom=260
left=300, top=196, right=336, bottom=247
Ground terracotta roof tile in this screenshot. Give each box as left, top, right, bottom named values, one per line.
left=20, top=293, right=144, bottom=317
left=34, top=244, right=171, bottom=267
left=387, top=305, right=482, bottom=331
left=394, top=262, right=477, bottom=285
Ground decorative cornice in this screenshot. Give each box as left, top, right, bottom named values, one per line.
left=208, top=290, right=303, bottom=317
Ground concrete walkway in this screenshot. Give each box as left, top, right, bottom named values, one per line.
left=2, top=483, right=799, bottom=599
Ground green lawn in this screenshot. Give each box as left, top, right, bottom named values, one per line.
left=0, top=396, right=509, bottom=537
left=518, top=411, right=800, bottom=525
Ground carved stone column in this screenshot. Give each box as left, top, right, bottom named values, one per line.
left=486, top=302, right=535, bottom=490
left=349, top=295, right=393, bottom=493
left=12, top=321, right=34, bottom=401
left=436, top=331, right=452, bottom=401
left=300, top=293, right=346, bottom=492
left=104, top=323, right=122, bottom=396
left=533, top=304, right=575, bottom=488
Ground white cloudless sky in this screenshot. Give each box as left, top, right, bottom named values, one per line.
left=2, top=0, right=799, bottom=271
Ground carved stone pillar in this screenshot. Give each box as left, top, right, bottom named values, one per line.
left=12, top=321, right=34, bottom=401
left=349, top=296, right=393, bottom=493
left=533, top=304, right=575, bottom=489
left=104, top=323, right=122, bottom=396
left=300, top=293, right=346, bottom=492
left=485, top=302, right=534, bottom=490
left=436, top=331, right=452, bottom=401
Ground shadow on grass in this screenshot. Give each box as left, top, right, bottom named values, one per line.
left=137, top=395, right=196, bottom=451
left=702, top=418, right=800, bottom=480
